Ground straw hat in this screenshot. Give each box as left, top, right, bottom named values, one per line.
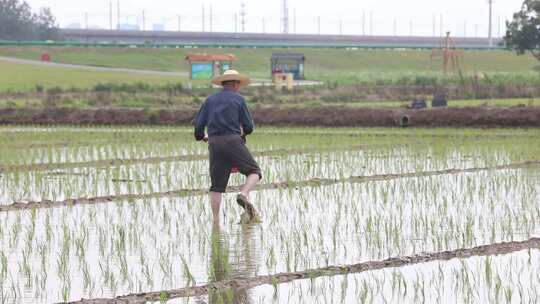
left=211, top=69, right=251, bottom=86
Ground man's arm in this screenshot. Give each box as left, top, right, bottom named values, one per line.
left=239, top=98, right=254, bottom=135
left=194, top=101, right=208, bottom=141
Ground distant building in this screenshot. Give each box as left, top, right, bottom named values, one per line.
left=185, top=53, right=238, bottom=80
left=271, top=53, right=306, bottom=80
left=119, top=23, right=140, bottom=31
left=152, top=24, right=165, bottom=31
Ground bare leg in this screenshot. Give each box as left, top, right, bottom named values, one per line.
left=210, top=192, right=222, bottom=226
left=240, top=174, right=260, bottom=198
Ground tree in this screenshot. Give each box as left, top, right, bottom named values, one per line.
left=0, top=0, right=57, bottom=40
left=504, top=0, right=540, bottom=61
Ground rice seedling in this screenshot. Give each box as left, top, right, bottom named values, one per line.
left=0, top=126, right=538, bottom=303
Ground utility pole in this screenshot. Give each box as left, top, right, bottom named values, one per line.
left=439, top=13, right=443, bottom=37
left=362, top=11, right=366, bottom=36
left=109, top=1, right=113, bottom=30
left=369, top=11, right=373, bottom=35
left=263, top=18, right=266, bottom=33
left=432, top=14, right=436, bottom=37
left=84, top=12, right=88, bottom=29
left=339, top=20, right=343, bottom=35
left=475, top=24, right=479, bottom=37
left=293, top=8, right=297, bottom=34
left=317, top=16, right=321, bottom=35
left=142, top=10, right=145, bottom=31
left=235, top=13, right=238, bottom=33
left=464, top=19, right=467, bottom=37
left=210, top=5, right=213, bottom=33
left=498, top=15, right=501, bottom=37
left=240, top=3, right=246, bottom=32
left=282, top=0, right=289, bottom=34
left=178, top=15, right=181, bottom=32
left=488, top=0, right=493, bottom=46
left=393, top=18, right=397, bottom=36
left=409, top=20, right=413, bottom=36
left=117, top=0, right=120, bottom=30
left=202, top=5, right=205, bottom=32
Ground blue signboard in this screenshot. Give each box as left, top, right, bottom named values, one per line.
left=191, top=63, right=213, bottom=80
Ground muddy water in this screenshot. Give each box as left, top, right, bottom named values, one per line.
left=0, top=167, right=538, bottom=303
left=1, top=127, right=540, bottom=303
left=247, top=249, right=540, bottom=303
left=0, top=145, right=534, bottom=205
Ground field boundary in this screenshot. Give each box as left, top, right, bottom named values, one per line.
left=66, top=237, right=540, bottom=303
left=2, top=160, right=538, bottom=212
left=1, top=106, right=540, bottom=127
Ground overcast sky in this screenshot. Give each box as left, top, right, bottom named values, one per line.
left=24, top=0, right=524, bottom=37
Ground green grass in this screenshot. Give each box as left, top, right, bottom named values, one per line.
left=0, top=46, right=537, bottom=80
left=0, top=61, right=184, bottom=91
left=0, top=92, right=536, bottom=110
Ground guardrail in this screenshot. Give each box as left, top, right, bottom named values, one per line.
left=0, top=40, right=506, bottom=50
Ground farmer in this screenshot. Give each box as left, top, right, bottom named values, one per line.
left=194, top=70, right=262, bottom=225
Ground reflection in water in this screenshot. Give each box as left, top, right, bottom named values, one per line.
left=209, top=224, right=260, bottom=304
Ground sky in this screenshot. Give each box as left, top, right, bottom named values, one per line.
left=23, top=0, right=525, bottom=37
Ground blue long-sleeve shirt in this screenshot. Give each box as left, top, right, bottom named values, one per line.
left=194, top=89, right=255, bottom=141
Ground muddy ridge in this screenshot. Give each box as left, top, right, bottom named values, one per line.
left=1, top=106, right=540, bottom=127
left=3, top=160, right=538, bottom=212
left=66, top=237, right=540, bottom=304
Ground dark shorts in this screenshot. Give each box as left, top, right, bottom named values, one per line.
left=208, top=134, right=262, bottom=193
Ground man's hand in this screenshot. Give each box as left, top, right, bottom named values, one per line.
left=203, top=135, right=209, bottom=143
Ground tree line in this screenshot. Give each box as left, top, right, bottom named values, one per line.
left=0, top=0, right=57, bottom=40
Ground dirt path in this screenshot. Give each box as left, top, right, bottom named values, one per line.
left=2, top=160, right=538, bottom=212
left=66, top=237, right=540, bottom=303
left=1, top=106, right=540, bottom=128
left=0, top=56, right=188, bottom=77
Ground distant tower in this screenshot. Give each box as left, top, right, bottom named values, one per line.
left=282, top=0, right=289, bottom=34
left=240, top=3, right=247, bottom=32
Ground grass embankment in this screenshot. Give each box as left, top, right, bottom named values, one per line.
left=0, top=61, right=184, bottom=92
left=0, top=46, right=537, bottom=83
left=0, top=46, right=538, bottom=113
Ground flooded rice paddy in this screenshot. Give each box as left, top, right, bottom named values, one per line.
left=0, top=126, right=539, bottom=303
